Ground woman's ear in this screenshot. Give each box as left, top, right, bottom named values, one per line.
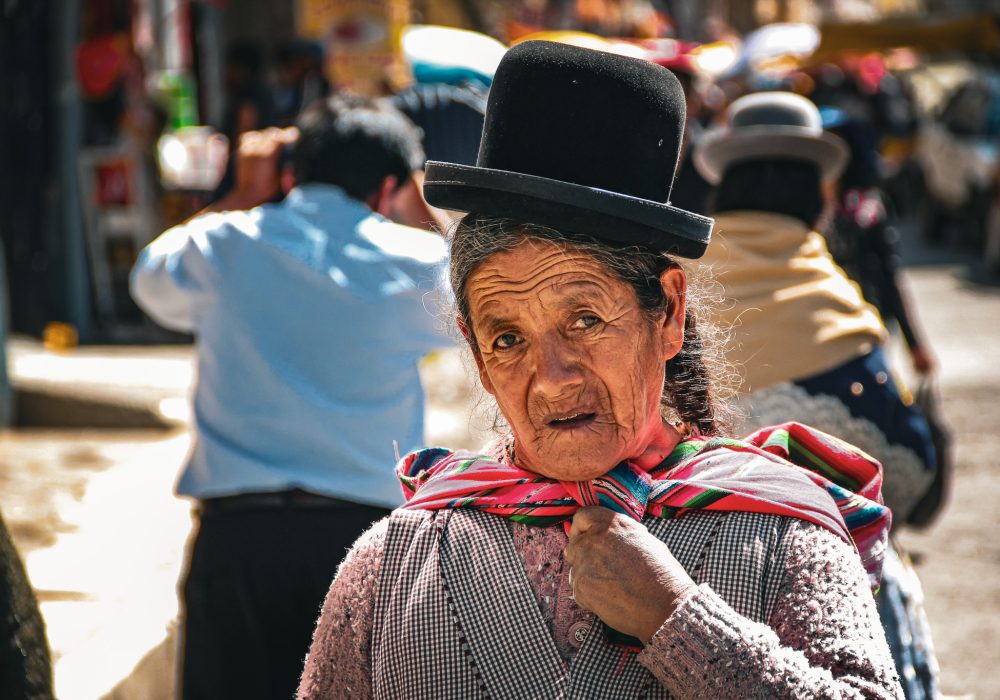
left=658, top=267, right=687, bottom=362
left=456, top=315, right=495, bottom=395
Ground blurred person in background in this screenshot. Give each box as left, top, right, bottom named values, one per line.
left=391, top=82, right=487, bottom=168
left=130, top=95, right=451, bottom=699
left=221, top=42, right=274, bottom=142
left=656, top=48, right=713, bottom=216
left=273, top=40, right=330, bottom=127
left=805, top=59, right=922, bottom=221
left=213, top=43, right=276, bottom=200
left=694, top=91, right=940, bottom=700
left=821, top=106, right=936, bottom=378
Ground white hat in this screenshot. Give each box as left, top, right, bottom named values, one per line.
left=694, top=91, right=848, bottom=185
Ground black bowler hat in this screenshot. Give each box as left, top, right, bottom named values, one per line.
left=422, top=40, right=714, bottom=258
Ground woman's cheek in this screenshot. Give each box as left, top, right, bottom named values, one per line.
left=486, top=364, right=527, bottom=421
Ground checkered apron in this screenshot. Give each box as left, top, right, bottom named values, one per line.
left=371, top=508, right=796, bottom=699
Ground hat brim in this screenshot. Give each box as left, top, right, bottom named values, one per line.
left=424, top=162, right=714, bottom=259
left=693, top=126, right=848, bottom=185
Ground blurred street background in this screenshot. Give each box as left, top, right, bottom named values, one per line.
left=2, top=0, right=1000, bottom=698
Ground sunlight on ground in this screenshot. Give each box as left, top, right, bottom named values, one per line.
left=23, top=432, right=192, bottom=700
left=9, top=342, right=194, bottom=394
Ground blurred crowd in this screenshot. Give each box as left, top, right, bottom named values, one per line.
left=191, top=13, right=998, bottom=392
left=201, top=18, right=1000, bottom=278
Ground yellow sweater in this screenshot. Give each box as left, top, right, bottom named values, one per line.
left=696, top=211, right=886, bottom=394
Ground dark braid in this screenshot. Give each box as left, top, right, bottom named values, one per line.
left=665, top=310, right=719, bottom=436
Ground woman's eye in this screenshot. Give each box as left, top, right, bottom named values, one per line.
left=494, top=333, right=520, bottom=349
left=572, top=315, right=601, bottom=330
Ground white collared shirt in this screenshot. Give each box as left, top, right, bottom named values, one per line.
left=131, top=184, right=451, bottom=507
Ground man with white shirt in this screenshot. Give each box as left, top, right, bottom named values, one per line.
left=131, top=95, right=450, bottom=699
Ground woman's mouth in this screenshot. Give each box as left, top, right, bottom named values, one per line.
left=545, top=412, right=598, bottom=430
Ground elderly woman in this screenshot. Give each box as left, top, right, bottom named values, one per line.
left=298, top=42, right=902, bottom=699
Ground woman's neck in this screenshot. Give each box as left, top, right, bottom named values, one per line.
left=629, top=421, right=687, bottom=471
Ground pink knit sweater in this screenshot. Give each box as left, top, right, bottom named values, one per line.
left=299, top=516, right=902, bottom=699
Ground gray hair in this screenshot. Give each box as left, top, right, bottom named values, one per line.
left=449, top=215, right=735, bottom=436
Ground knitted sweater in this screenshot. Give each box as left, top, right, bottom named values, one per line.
left=299, top=514, right=902, bottom=699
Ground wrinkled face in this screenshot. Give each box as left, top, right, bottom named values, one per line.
left=465, top=239, right=687, bottom=481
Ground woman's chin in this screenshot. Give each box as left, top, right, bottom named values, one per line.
left=517, top=443, right=623, bottom=482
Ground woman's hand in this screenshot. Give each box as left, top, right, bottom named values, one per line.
left=565, top=506, right=696, bottom=644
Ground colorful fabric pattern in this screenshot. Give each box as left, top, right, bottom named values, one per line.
left=397, top=422, right=890, bottom=589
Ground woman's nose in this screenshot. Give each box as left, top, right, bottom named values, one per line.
left=531, top=334, right=584, bottom=396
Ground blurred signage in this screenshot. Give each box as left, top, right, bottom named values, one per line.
left=95, top=160, right=133, bottom=206
left=504, top=0, right=667, bottom=42
left=74, top=35, right=127, bottom=99
left=296, top=0, right=410, bottom=95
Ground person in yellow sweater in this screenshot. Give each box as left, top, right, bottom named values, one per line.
left=693, top=91, right=939, bottom=699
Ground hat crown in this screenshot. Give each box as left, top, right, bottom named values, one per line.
left=477, top=41, right=687, bottom=204
left=727, top=91, right=822, bottom=133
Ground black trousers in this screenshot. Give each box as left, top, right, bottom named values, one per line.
left=180, top=499, right=391, bottom=700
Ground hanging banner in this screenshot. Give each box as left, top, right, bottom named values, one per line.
left=296, top=0, right=411, bottom=95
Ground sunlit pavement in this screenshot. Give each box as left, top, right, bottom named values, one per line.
left=4, top=338, right=197, bottom=698
left=20, top=432, right=191, bottom=699
left=8, top=339, right=194, bottom=428
left=889, top=261, right=1000, bottom=700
